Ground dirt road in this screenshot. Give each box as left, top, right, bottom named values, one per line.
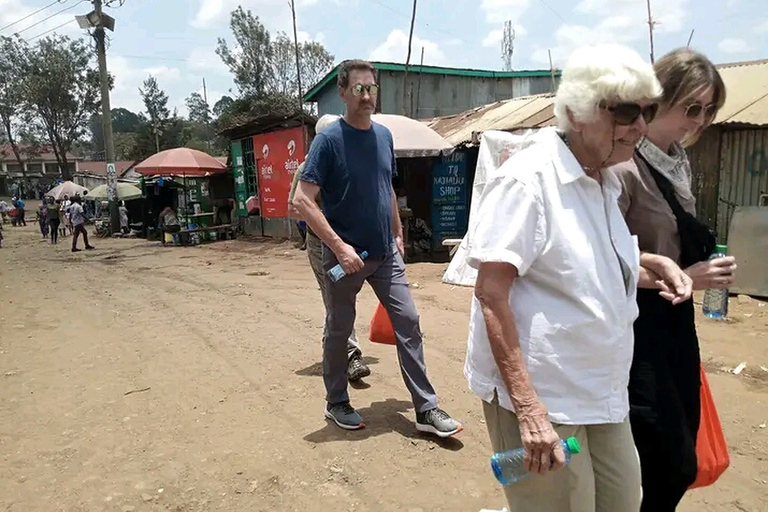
left=1, top=220, right=767, bottom=512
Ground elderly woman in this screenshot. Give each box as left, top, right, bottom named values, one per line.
left=466, top=44, right=692, bottom=512
left=613, top=48, right=734, bottom=512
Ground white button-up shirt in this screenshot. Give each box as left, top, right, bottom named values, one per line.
left=465, top=128, right=640, bottom=425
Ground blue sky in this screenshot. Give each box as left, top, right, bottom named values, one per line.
left=1, top=0, right=767, bottom=117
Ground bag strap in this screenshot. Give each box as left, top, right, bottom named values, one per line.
left=636, top=151, right=690, bottom=223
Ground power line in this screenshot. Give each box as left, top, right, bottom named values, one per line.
left=25, top=18, right=76, bottom=42
left=536, top=0, right=567, bottom=24
left=0, top=0, right=68, bottom=33
left=13, top=0, right=86, bottom=37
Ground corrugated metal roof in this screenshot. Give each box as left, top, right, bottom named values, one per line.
left=422, top=93, right=556, bottom=146
left=714, top=59, right=768, bottom=126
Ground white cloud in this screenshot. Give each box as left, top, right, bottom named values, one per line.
left=369, top=30, right=447, bottom=66
left=480, top=0, right=531, bottom=24
left=142, top=66, right=182, bottom=83
left=718, top=38, right=750, bottom=54
left=532, top=0, right=690, bottom=67
left=0, top=0, right=85, bottom=41
left=756, top=19, right=768, bottom=34
left=188, top=47, right=229, bottom=75
left=107, top=56, right=146, bottom=114
left=192, top=0, right=328, bottom=31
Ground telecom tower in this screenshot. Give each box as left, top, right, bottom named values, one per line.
left=501, top=21, right=515, bottom=71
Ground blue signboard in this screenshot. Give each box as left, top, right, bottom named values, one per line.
left=432, top=151, right=468, bottom=245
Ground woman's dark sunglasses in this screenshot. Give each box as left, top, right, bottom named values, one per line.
left=351, top=84, right=380, bottom=96
left=685, top=102, right=716, bottom=120
left=602, top=102, right=659, bottom=126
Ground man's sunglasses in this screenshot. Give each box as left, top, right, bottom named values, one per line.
left=685, top=102, right=717, bottom=121
left=350, top=84, right=380, bottom=96
left=602, top=102, right=659, bottom=126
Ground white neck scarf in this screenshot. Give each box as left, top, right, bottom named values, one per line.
left=636, top=137, right=694, bottom=201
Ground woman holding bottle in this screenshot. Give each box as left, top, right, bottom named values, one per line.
left=613, top=48, right=737, bottom=511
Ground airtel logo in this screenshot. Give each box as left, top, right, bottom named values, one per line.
left=287, top=140, right=296, bottom=156
left=262, top=144, right=269, bottom=159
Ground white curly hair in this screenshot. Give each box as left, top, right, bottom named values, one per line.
left=316, top=114, right=340, bottom=134
left=554, top=44, right=663, bottom=131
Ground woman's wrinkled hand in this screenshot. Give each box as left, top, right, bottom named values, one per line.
left=517, top=403, right=566, bottom=476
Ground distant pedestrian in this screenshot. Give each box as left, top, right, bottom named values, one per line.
left=47, top=197, right=61, bottom=244
left=69, top=196, right=94, bottom=252
left=119, top=201, right=129, bottom=234
left=12, top=197, right=25, bottom=226
left=36, top=201, right=49, bottom=238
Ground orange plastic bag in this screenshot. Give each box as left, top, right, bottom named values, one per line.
left=689, top=365, right=730, bottom=489
left=369, top=302, right=396, bottom=345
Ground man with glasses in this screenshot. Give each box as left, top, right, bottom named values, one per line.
left=293, top=59, right=462, bottom=437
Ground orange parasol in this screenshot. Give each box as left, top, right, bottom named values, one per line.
left=134, top=147, right=226, bottom=177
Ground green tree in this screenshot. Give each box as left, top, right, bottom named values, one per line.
left=185, top=92, right=211, bottom=124
left=267, top=33, right=334, bottom=98
left=216, top=6, right=272, bottom=97
left=0, top=36, right=42, bottom=179
left=139, top=76, right=171, bottom=154
left=212, top=95, right=234, bottom=117
left=21, top=35, right=101, bottom=180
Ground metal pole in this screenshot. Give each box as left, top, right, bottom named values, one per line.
left=646, top=0, right=655, bottom=63
left=402, top=0, right=417, bottom=116
left=94, top=0, right=120, bottom=234
left=289, top=0, right=307, bottom=152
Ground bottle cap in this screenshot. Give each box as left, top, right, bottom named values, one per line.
left=565, top=437, right=581, bottom=454
left=715, top=244, right=727, bottom=254
left=360, top=250, right=369, bottom=260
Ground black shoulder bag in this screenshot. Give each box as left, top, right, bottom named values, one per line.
left=636, top=152, right=716, bottom=268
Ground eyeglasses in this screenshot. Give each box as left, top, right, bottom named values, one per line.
left=350, top=83, right=379, bottom=97
left=602, top=102, right=659, bottom=126
left=684, top=102, right=717, bottom=121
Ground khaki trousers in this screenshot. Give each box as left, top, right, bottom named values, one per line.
left=483, top=396, right=642, bottom=512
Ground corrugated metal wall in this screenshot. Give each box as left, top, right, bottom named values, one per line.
left=314, top=72, right=559, bottom=119
left=717, top=128, right=768, bottom=242
left=687, top=127, right=722, bottom=233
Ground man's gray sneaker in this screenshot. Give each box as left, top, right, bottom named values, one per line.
left=347, top=355, right=371, bottom=382
left=325, top=401, right=365, bottom=430
left=415, top=408, right=463, bottom=438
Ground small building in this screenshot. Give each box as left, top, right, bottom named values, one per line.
left=0, top=145, right=79, bottom=197
left=303, top=61, right=560, bottom=119
left=74, top=161, right=138, bottom=190
left=218, top=112, right=316, bottom=239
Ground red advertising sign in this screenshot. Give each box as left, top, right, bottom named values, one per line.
left=253, top=126, right=306, bottom=218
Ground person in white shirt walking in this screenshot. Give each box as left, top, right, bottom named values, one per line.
left=466, top=44, right=693, bottom=512
left=69, top=196, right=94, bottom=252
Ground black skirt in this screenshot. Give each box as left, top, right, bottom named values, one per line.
left=630, top=289, right=701, bottom=511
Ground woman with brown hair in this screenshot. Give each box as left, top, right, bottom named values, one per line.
left=614, top=48, right=737, bottom=511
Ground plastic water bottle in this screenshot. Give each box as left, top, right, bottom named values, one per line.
left=490, top=437, right=581, bottom=486
left=327, top=251, right=368, bottom=282
left=702, top=244, right=729, bottom=319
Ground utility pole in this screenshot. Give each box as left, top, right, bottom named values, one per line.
left=502, top=21, right=515, bottom=71
left=402, top=0, right=417, bottom=116
left=289, top=0, right=307, bottom=152
left=90, top=0, right=119, bottom=233
left=646, top=0, right=656, bottom=63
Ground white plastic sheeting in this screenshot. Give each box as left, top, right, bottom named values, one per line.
left=442, top=129, right=539, bottom=287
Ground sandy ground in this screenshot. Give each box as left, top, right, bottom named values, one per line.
left=1, top=216, right=767, bottom=512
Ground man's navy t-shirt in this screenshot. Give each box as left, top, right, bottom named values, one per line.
left=300, top=118, right=397, bottom=259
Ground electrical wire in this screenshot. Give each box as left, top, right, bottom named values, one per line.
left=0, top=0, right=69, bottom=33
left=25, top=18, right=77, bottom=42
left=13, top=0, right=86, bottom=37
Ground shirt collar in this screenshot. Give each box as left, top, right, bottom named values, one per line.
left=545, top=128, right=622, bottom=197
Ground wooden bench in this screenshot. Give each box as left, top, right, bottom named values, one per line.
left=177, top=224, right=234, bottom=245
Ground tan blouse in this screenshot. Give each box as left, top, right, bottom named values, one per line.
left=613, top=154, right=697, bottom=266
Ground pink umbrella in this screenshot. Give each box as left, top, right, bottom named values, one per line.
left=47, top=180, right=89, bottom=200
left=134, top=148, right=227, bottom=177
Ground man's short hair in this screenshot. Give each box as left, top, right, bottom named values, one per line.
left=337, top=59, right=377, bottom=89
